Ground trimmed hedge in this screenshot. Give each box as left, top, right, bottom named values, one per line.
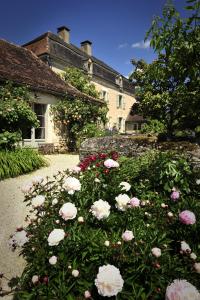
left=0, top=148, right=47, bottom=180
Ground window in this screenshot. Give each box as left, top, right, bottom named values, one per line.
left=116, top=95, right=122, bottom=108
left=101, top=90, right=109, bottom=103
left=34, top=104, right=46, bottom=139
left=116, top=95, right=125, bottom=109
left=115, top=75, right=123, bottom=89
left=23, top=103, right=46, bottom=140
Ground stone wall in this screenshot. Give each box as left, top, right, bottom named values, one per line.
left=79, top=135, right=200, bottom=169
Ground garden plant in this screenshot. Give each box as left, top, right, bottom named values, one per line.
left=4, top=150, right=200, bottom=299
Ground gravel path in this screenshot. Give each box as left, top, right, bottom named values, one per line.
left=0, top=154, right=79, bottom=299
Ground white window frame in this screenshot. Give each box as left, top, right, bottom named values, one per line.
left=23, top=103, right=46, bottom=143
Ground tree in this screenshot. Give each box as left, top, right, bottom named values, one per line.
left=130, top=0, right=200, bottom=137
left=0, top=82, right=39, bottom=149
left=51, top=68, right=108, bottom=151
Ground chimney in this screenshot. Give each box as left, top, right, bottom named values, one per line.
left=81, top=40, right=92, bottom=56
left=57, top=26, right=70, bottom=43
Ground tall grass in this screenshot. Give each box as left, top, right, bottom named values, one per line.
left=0, top=148, right=47, bottom=180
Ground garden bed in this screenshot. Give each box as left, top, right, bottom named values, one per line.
left=4, top=150, right=200, bottom=299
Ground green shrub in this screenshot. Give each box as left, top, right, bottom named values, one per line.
left=118, top=151, right=194, bottom=195
left=0, top=131, right=22, bottom=150
left=141, top=119, right=166, bottom=135
left=8, top=151, right=200, bottom=299
left=0, top=148, right=47, bottom=180
left=77, top=123, right=106, bottom=148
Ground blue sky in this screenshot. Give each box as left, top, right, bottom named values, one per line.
left=0, top=0, right=188, bottom=77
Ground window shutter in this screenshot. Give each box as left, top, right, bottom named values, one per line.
left=106, top=92, right=109, bottom=104
left=123, top=119, right=126, bottom=132
left=123, top=96, right=126, bottom=110
left=116, top=95, right=119, bottom=108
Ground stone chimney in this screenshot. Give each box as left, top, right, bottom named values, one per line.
left=57, top=26, right=70, bottom=44
left=81, top=40, right=92, bottom=56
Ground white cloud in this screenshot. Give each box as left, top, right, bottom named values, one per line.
left=131, top=40, right=151, bottom=49
left=118, top=43, right=128, bottom=49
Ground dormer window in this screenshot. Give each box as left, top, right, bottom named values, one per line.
left=83, top=58, right=93, bottom=75
left=115, top=75, right=123, bottom=90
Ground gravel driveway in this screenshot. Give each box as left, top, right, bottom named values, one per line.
left=0, top=154, right=79, bottom=299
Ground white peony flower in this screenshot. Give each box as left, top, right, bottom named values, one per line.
left=181, top=241, right=191, bottom=253
left=63, top=177, right=81, bottom=194
left=47, top=229, right=65, bottom=246
left=95, top=264, right=124, bottom=297
left=32, top=176, right=44, bottom=185
left=49, top=255, right=57, bottom=265
left=59, top=203, right=77, bottom=221
left=21, top=183, right=33, bottom=194
left=9, top=230, right=29, bottom=248
left=167, top=212, right=173, bottom=218
left=72, top=269, right=79, bottom=277
left=104, top=159, right=119, bottom=168
left=196, top=179, right=200, bottom=185
left=32, top=275, right=39, bottom=284
left=190, top=253, right=197, bottom=260
left=115, top=194, right=130, bottom=211
left=194, top=262, right=200, bottom=273
left=32, top=195, right=45, bottom=208
left=165, top=279, right=200, bottom=300
left=52, top=198, right=58, bottom=205
left=119, top=181, right=131, bottom=191
left=151, top=247, right=162, bottom=258
left=122, top=230, right=134, bottom=242
left=104, top=240, right=110, bottom=247
left=94, top=178, right=101, bottom=183
left=90, top=199, right=111, bottom=220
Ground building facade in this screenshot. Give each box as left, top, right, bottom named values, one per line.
left=23, top=26, right=137, bottom=133
left=0, top=39, right=100, bottom=149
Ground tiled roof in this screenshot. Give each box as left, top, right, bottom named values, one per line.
left=0, top=39, right=102, bottom=103
left=126, top=114, right=145, bottom=122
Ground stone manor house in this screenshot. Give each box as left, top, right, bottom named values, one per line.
left=23, top=26, right=143, bottom=134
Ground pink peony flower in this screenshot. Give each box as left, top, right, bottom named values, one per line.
left=122, top=230, right=134, bottom=242
left=72, top=166, right=81, bottom=173
left=165, top=279, right=200, bottom=300
left=84, top=290, right=91, bottom=298
left=104, top=159, right=119, bottom=168
left=130, top=197, right=140, bottom=207
left=170, top=191, right=180, bottom=201
left=179, top=210, right=196, bottom=225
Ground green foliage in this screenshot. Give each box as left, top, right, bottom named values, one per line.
left=130, top=0, right=200, bottom=137
left=11, top=151, right=200, bottom=299
left=141, top=119, right=166, bottom=135
left=0, top=131, right=22, bottom=150
left=51, top=68, right=108, bottom=151
left=76, top=123, right=106, bottom=148
left=0, top=148, right=47, bottom=180
left=0, top=82, right=39, bottom=134
left=63, top=67, right=100, bottom=98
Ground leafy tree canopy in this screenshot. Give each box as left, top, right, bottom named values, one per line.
left=62, top=67, right=100, bottom=98
left=130, top=0, right=200, bottom=137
